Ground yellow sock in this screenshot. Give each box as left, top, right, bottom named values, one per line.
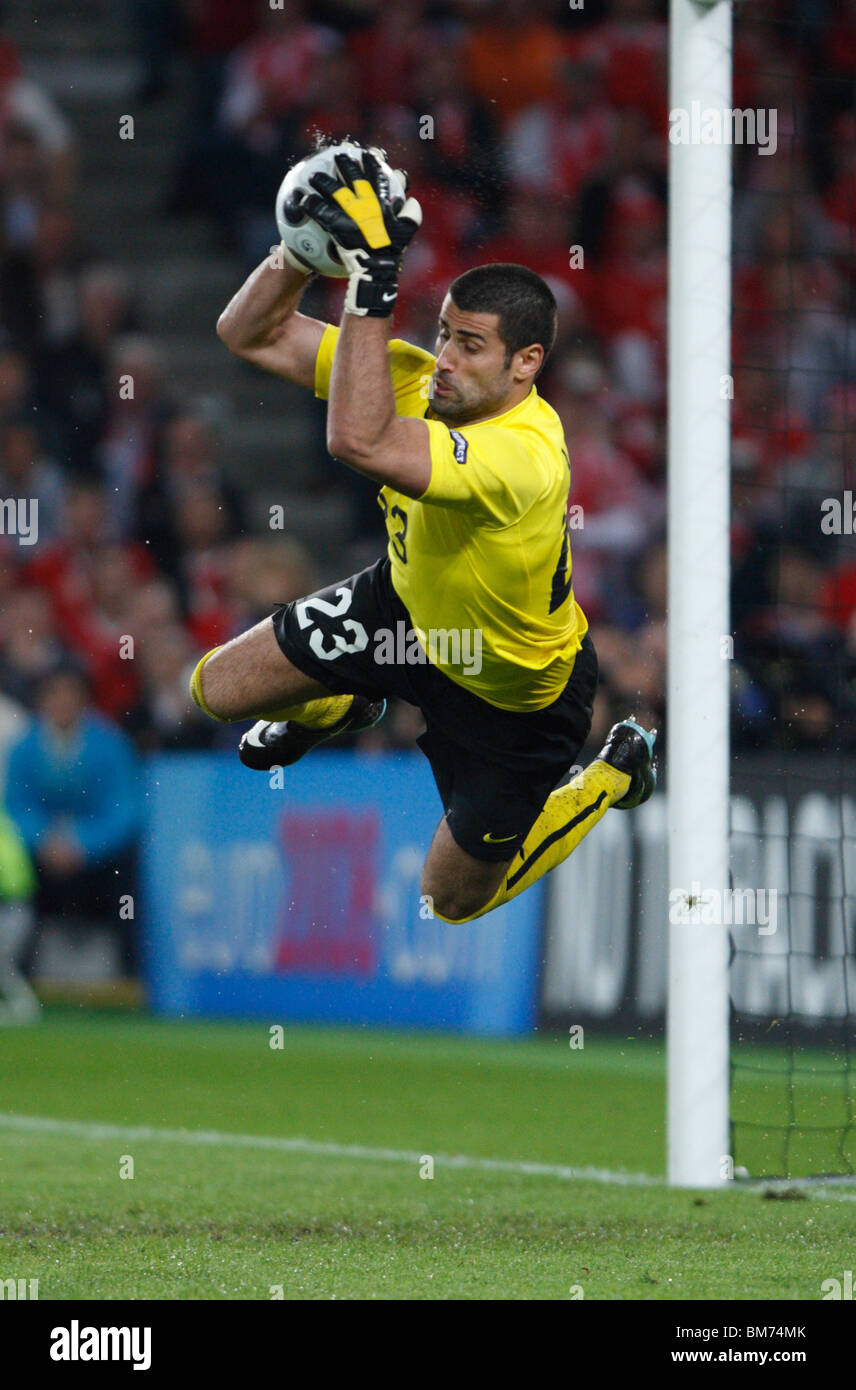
left=436, top=759, right=631, bottom=923
left=257, top=695, right=353, bottom=727
left=190, top=648, right=353, bottom=728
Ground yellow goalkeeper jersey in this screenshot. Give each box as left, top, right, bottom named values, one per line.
left=314, top=323, right=587, bottom=712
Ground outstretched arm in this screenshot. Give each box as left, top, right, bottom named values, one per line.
left=304, top=148, right=431, bottom=497
left=216, top=252, right=327, bottom=390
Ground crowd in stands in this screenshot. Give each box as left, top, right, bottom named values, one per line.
left=0, top=0, right=855, bottom=955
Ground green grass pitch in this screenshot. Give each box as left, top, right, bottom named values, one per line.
left=0, top=1011, right=852, bottom=1300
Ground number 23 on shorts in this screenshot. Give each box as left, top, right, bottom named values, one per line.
left=295, top=588, right=369, bottom=662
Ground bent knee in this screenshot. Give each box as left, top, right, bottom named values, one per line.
left=420, top=878, right=495, bottom=924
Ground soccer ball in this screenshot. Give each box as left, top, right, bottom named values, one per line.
left=275, top=141, right=407, bottom=279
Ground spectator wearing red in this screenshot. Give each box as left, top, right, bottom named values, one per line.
left=587, top=0, right=667, bottom=137
left=172, top=482, right=241, bottom=651
left=22, top=482, right=154, bottom=693
left=218, top=0, right=339, bottom=135
left=579, top=182, right=667, bottom=405
left=348, top=0, right=427, bottom=109
left=553, top=352, right=662, bottom=622
left=295, top=47, right=364, bottom=149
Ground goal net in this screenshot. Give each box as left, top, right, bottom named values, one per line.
left=727, top=0, right=856, bottom=1180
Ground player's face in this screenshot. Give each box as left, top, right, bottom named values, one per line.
left=428, top=297, right=520, bottom=424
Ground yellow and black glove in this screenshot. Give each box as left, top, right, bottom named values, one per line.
left=300, top=145, right=422, bottom=317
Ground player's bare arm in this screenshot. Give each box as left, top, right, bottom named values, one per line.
left=326, top=312, right=431, bottom=498
left=215, top=253, right=326, bottom=389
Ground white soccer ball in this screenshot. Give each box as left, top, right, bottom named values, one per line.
left=275, top=142, right=407, bottom=278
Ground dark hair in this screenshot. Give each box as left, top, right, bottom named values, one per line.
left=448, top=263, right=558, bottom=375
left=37, top=656, right=91, bottom=696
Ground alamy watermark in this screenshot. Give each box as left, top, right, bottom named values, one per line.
left=374, top=622, right=482, bottom=677
left=669, top=103, right=777, bottom=155
left=669, top=881, right=777, bottom=934
left=822, top=1271, right=855, bottom=1300
left=0, top=497, right=38, bottom=545
left=820, top=492, right=856, bottom=535
left=50, top=1322, right=151, bottom=1370
left=0, top=1276, right=39, bottom=1299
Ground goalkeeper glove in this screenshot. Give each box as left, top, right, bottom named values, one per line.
left=301, top=146, right=422, bottom=317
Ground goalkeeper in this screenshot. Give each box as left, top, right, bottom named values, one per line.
left=190, top=145, right=656, bottom=924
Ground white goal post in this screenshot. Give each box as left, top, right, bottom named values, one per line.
left=667, top=0, right=732, bottom=1186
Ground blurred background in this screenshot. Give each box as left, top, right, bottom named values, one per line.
left=0, top=0, right=852, bottom=1066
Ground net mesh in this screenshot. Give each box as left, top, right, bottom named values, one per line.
left=728, top=0, right=856, bottom=1179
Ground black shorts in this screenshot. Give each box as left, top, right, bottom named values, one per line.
left=272, top=558, right=598, bottom=862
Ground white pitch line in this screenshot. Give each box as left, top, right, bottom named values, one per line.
left=0, top=1112, right=660, bottom=1186
left=1, top=1112, right=855, bottom=1200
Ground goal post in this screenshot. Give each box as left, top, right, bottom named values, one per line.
left=666, top=0, right=733, bottom=1186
